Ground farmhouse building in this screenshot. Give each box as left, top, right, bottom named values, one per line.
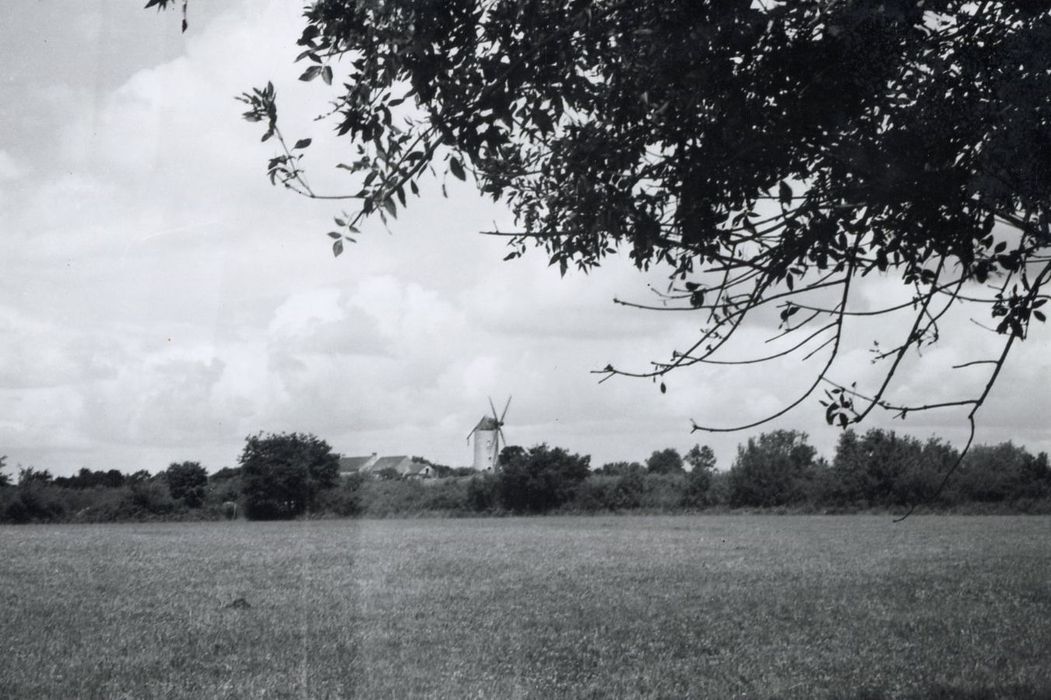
left=339, top=454, right=435, bottom=479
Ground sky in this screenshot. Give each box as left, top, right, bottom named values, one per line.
left=2, top=1, right=1049, bottom=477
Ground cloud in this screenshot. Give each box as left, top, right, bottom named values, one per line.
left=2, top=0, right=1049, bottom=477
left=0, top=150, right=21, bottom=180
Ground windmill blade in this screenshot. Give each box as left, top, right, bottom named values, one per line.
left=500, top=396, right=512, bottom=422
left=488, top=396, right=499, bottom=422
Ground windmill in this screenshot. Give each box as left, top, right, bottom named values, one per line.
left=467, top=396, right=511, bottom=471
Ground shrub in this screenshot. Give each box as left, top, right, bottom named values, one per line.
left=165, top=461, right=208, bottom=507
left=646, top=448, right=685, bottom=475
left=496, top=444, right=591, bottom=513
left=315, top=477, right=364, bottom=517
left=239, top=432, right=340, bottom=520
left=466, top=475, right=498, bottom=512
left=728, top=430, right=818, bottom=507
left=682, top=445, right=717, bottom=508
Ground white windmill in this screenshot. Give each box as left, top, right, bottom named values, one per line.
left=467, top=397, right=511, bottom=471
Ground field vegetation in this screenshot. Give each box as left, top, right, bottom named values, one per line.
left=1, top=515, right=1049, bottom=698
left=2, top=429, right=1049, bottom=524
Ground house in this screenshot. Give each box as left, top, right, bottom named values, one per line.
left=405, top=460, right=436, bottom=479
left=369, top=455, right=415, bottom=477
left=338, top=453, right=378, bottom=476
left=339, top=454, right=432, bottom=479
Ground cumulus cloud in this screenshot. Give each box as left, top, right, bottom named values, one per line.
left=1, top=0, right=1048, bottom=476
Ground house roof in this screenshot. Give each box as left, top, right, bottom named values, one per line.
left=338, top=455, right=376, bottom=472
left=405, top=461, right=432, bottom=475
left=371, top=455, right=412, bottom=473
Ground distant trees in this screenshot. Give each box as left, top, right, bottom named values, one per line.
left=594, top=461, right=643, bottom=476
left=683, top=445, right=718, bottom=508
left=953, top=442, right=1051, bottom=503
left=728, top=431, right=818, bottom=508
left=165, top=461, right=208, bottom=508
left=238, top=432, right=340, bottom=520
left=2, top=429, right=1050, bottom=523
left=646, top=449, right=685, bottom=475
left=828, top=429, right=959, bottom=507
left=496, top=444, right=590, bottom=513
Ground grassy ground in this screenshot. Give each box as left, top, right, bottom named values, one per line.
left=1, top=515, right=1049, bottom=699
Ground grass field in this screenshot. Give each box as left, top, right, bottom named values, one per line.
left=1, top=515, right=1049, bottom=699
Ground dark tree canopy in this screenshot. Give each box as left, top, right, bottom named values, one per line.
left=151, top=2, right=1051, bottom=468
left=646, top=448, right=684, bottom=475
left=238, top=432, right=340, bottom=520
left=728, top=430, right=818, bottom=507
left=165, top=461, right=208, bottom=508
left=497, top=443, right=591, bottom=512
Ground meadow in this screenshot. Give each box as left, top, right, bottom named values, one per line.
left=1, top=516, right=1049, bottom=699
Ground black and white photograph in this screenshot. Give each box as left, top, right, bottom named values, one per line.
left=2, top=1, right=1050, bottom=697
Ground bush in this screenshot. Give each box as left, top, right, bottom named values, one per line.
left=646, top=448, right=684, bottom=475
left=165, top=461, right=208, bottom=507
left=466, top=475, right=498, bottom=512
left=239, top=432, right=340, bottom=520
left=728, top=430, right=818, bottom=507
left=569, top=476, right=619, bottom=512
left=496, top=444, right=591, bottom=513
left=682, top=445, right=717, bottom=508
left=315, top=476, right=365, bottom=517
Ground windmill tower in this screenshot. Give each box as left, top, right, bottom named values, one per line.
left=467, top=397, right=511, bottom=471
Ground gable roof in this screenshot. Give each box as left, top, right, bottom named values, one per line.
left=339, top=455, right=377, bottom=472
left=371, top=455, right=412, bottom=473
left=405, top=461, right=431, bottom=476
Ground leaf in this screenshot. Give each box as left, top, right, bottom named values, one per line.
left=660, top=382, right=666, bottom=394
left=1035, top=310, right=1046, bottom=323
left=322, top=66, right=333, bottom=85
left=449, top=157, right=466, bottom=181
left=382, top=197, right=397, bottom=218
left=332, top=239, right=344, bottom=257
left=293, top=138, right=312, bottom=150
left=299, top=65, right=322, bottom=82
left=327, top=231, right=341, bottom=239
left=779, top=181, right=793, bottom=207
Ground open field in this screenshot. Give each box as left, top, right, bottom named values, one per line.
left=1, top=516, right=1049, bottom=699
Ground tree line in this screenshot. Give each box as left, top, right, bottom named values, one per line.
left=2, top=427, right=1049, bottom=524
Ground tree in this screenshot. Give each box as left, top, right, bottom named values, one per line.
left=954, top=442, right=1051, bottom=502
left=496, top=443, right=591, bottom=513
left=238, top=432, right=340, bottom=520
left=683, top=444, right=717, bottom=507
left=829, top=429, right=959, bottom=507
left=646, top=448, right=684, bottom=475
left=0, top=456, right=9, bottom=488
left=594, top=461, right=644, bottom=476
left=165, top=461, right=208, bottom=508
left=18, top=467, right=53, bottom=487
left=498, top=445, right=526, bottom=469
left=152, top=3, right=1051, bottom=457
left=728, top=430, right=817, bottom=508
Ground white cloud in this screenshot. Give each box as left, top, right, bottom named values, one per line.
left=1, top=0, right=1048, bottom=476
